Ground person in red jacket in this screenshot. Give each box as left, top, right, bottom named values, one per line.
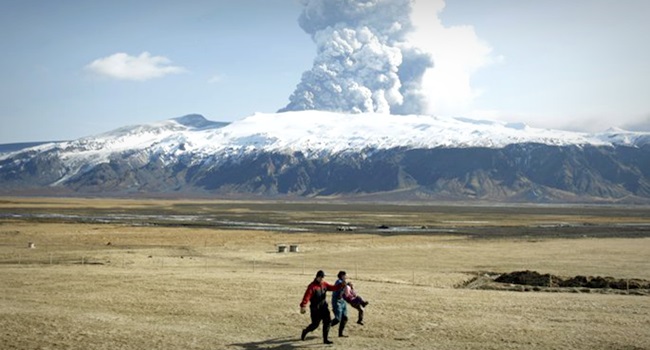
left=300, top=270, right=346, bottom=344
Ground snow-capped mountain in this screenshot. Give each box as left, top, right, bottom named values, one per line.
left=1, top=112, right=650, bottom=203
left=4, top=111, right=647, bottom=159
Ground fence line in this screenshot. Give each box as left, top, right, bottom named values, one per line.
left=0, top=249, right=445, bottom=286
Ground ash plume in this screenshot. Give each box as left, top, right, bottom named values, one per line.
left=279, top=0, right=433, bottom=115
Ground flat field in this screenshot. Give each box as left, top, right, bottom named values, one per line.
left=1, top=197, right=649, bottom=349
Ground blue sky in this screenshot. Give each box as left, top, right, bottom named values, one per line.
left=1, top=0, right=649, bottom=143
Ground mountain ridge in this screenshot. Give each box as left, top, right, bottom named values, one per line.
left=1, top=112, right=649, bottom=203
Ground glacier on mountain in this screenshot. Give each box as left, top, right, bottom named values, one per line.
left=2, top=111, right=649, bottom=166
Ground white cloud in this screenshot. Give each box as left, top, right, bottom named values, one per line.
left=85, top=52, right=186, bottom=81
left=410, top=0, right=500, bottom=117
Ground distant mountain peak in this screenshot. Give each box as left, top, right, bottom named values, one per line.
left=171, top=114, right=229, bottom=130
left=604, top=126, right=627, bottom=133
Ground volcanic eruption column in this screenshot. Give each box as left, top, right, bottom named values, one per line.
left=279, top=0, right=433, bottom=115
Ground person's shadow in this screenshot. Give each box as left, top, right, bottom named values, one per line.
left=229, top=336, right=322, bottom=349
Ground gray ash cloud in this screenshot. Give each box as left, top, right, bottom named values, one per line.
left=279, top=0, right=433, bottom=115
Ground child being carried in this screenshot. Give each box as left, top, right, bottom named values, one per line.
left=343, top=282, right=369, bottom=325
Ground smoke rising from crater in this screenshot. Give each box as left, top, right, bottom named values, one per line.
left=279, top=0, right=433, bottom=115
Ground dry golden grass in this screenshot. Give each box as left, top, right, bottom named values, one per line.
left=1, top=197, right=649, bottom=349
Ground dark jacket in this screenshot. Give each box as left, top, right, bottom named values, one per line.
left=300, top=280, right=344, bottom=309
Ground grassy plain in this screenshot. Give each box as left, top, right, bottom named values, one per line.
left=1, top=197, right=649, bottom=349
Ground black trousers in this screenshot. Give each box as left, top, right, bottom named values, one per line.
left=304, top=304, right=332, bottom=341
left=350, top=302, right=364, bottom=323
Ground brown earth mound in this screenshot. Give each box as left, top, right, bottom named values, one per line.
left=496, top=270, right=650, bottom=289
left=465, top=270, right=650, bottom=295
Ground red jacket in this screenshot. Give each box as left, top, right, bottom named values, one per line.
left=300, top=280, right=344, bottom=308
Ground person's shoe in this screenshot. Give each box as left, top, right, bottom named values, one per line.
left=363, top=301, right=369, bottom=307
left=357, top=320, right=364, bottom=325
left=324, top=339, right=334, bottom=344
left=331, top=319, right=339, bottom=327
left=339, top=334, right=348, bottom=338
left=301, top=329, right=307, bottom=341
